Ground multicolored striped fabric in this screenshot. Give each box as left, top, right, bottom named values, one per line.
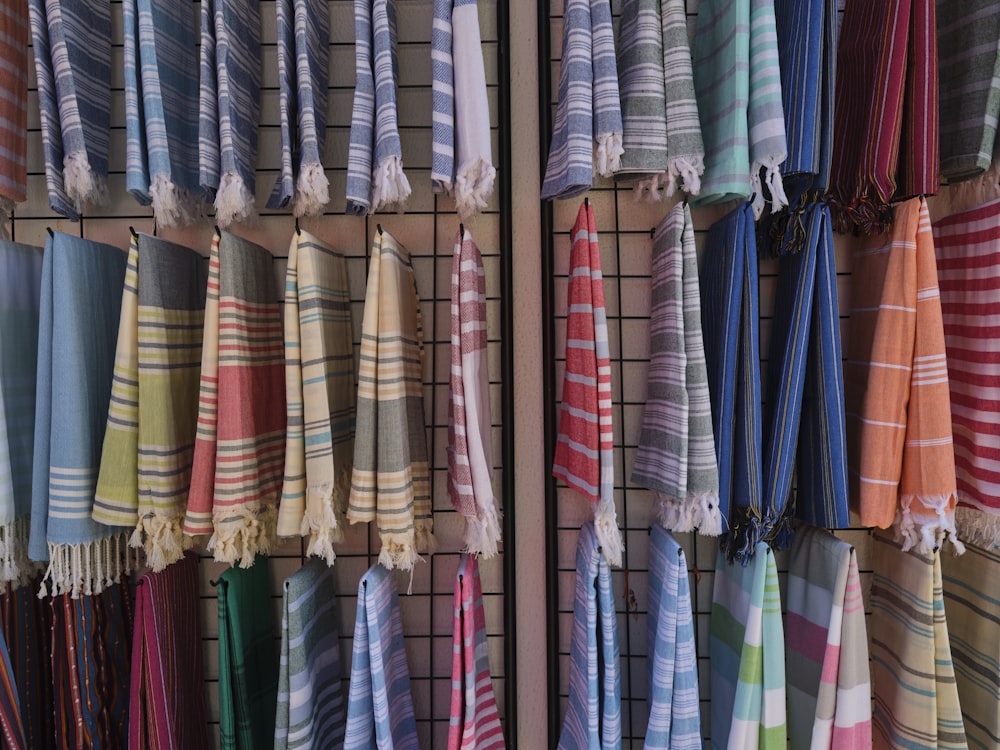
left=556, top=521, right=621, bottom=750
left=274, top=557, right=345, bottom=750
left=431, top=0, right=455, bottom=193
left=870, top=532, right=968, bottom=749
left=0, top=1, right=29, bottom=224
left=540, top=0, right=623, bottom=200
left=344, top=563, right=419, bottom=750
left=0, top=622, right=25, bottom=749
left=447, top=554, right=505, bottom=750
left=896, top=0, right=939, bottom=202
left=184, top=230, right=285, bottom=568
left=94, top=233, right=206, bottom=571
left=1, top=579, right=55, bottom=749
left=933, top=199, right=1000, bottom=549
left=278, top=230, right=355, bottom=565
left=129, top=552, right=209, bottom=750
left=348, top=228, right=433, bottom=572
left=632, top=203, right=720, bottom=536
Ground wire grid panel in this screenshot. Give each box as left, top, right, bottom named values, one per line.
left=16, top=2, right=507, bottom=748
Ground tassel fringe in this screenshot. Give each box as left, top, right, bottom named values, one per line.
left=895, top=494, right=966, bottom=555
left=594, top=132, right=624, bottom=178
left=300, top=477, right=347, bottom=567
left=667, top=155, right=704, bottom=196
left=214, top=171, right=257, bottom=228
left=654, top=492, right=723, bottom=536
left=292, top=162, right=330, bottom=218
left=37, top=533, right=135, bottom=599
left=149, top=173, right=201, bottom=229
left=463, top=504, right=502, bottom=560
left=454, top=157, right=496, bottom=220
left=206, top=502, right=278, bottom=568
left=594, top=507, right=623, bottom=568
left=129, top=511, right=190, bottom=573
left=0, top=517, right=41, bottom=589
left=378, top=532, right=423, bottom=572
left=63, top=150, right=109, bottom=214
left=372, top=155, right=412, bottom=212
left=953, top=505, right=1000, bottom=551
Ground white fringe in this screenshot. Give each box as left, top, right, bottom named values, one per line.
left=953, top=505, right=1000, bottom=551
left=149, top=173, right=201, bottom=229
left=292, top=162, right=330, bottom=218
left=894, top=494, right=966, bottom=556
left=668, top=155, right=704, bottom=196
left=63, top=150, right=109, bottom=214
left=653, top=491, right=723, bottom=537
left=372, top=155, right=412, bottom=212
left=206, top=503, right=277, bottom=568
left=454, top=157, right=496, bottom=221
left=594, top=132, right=624, bottom=178
left=37, top=533, right=134, bottom=599
left=300, top=479, right=345, bottom=567
left=463, top=504, right=502, bottom=560
left=0, top=517, right=42, bottom=589
left=750, top=159, right=788, bottom=219
left=214, top=171, right=257, bottom=228
left=129, top=511, right=190, bottom=573
left=378, top=532, right=422, bottom=573
left=594, top=507, right=623, bottom=568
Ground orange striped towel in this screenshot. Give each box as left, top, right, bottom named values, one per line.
left=845, top=197, right=963, bottom=553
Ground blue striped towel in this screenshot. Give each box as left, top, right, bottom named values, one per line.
left=27, top=0, right=111, bottom=220
left=541, top=0, right=623, bottom=200
left=644, top=525, right=702, bottom=750
left=344, top=563, right=419, bottom=750
left=123, top=0, right=202, bottom=229
left=557, top=521, right=621, bottom=750
left=198, top=0, right=261, bottom=228
left=268, top=0, right=330, bottom=217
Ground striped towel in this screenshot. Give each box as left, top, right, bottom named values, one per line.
left=449, top=229, right=502, bottom=558
left=278, top=230, right=355, bottom=565
left=198, top=0, right=261, bottom=228
left=644, top=525, right=701, bottom=750
left=123, top=0, right=202, bottom=228
left=941, top=543, right=1000, bottom=750
left=345, top=0, right=411, bottom=215
left=0, top=1, right=29, bottom=226
left=632, top=202, right=720, bottom=535
left=540, top=0, right=623, bottom=200
left=0, top=622, right=24, bottom=749
left=933, top=199, right=1000, bottom=549
left=343, top=563, right=419, bottom=750
left=267, top=0, right=330, bottom=217
left=348, top=228, right=433, bottom=572
left=447, top=554, right=505, bottom=750
left=1, top=580, right=55, bottom=749
left=274, top=557, right=345, bottom=750
left=28, top=232, right=132, bottom=598
left=709, top=541, right=786, bottom=750
left=870, top=532, right=969, bottom=749
left=845, top=197, right=963, bottom=553
left=217, top=557, right=278, bottom=750
left=94, top=233, right=206, bottom=572
left=556, top=521, right=621, bottom=750
left=896, top=0, right=939, bottom=202
left=183, top=230, right=285, bottom=568
left=128, top=552, right=210, bottom=750
left=786, top=525, right=871, bottom=749
left=26, top=0, right=111, bottom=220
left=552, top=201, right=622, bottom=566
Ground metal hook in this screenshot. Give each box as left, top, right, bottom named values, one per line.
left=46, top=227, right=54, bottom=238
left=129, top=225, right=139, bottom=241
left=459, top=222, right=464, bottom=238
left=376, top=223, right=383, bottom=236
left=295, top=217, right=301, bottom=236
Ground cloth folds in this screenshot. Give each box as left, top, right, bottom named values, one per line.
left=1, top=580, right=54, bottom=749
left=0, top=623, right=24, bottom=749
left=0, top=1, right=29, bottom=227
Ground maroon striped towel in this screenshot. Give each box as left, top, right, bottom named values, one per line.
left=0, top=1, right=28, bottom=226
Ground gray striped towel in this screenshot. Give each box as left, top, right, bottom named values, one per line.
left=27, top=0, right=111, bottom=220
left=198, top=0, right=261, bottom=228
left=0, top=2, right=29, bottom=228
left=267, top=0, right=330, bottom=217
left=541, top=0, right=624, bottom=200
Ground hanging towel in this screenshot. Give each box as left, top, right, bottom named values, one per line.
left=1, top=580, right=55, bottom=750
left=0, top=2, right=28, bottom=227
left=540, top=0, right=623, bottom=200
left=448, top=228, right=502, bottom=557
left=123, top=0, right=201, bottom=228
left=278, top=230, right=355, bottom=565
left=632, top=202, right=720, bottom=535
left=896, top=0, right=939, bottom=202
left=552, top=201, right=622, bottom=566
left=933, top=199, right=1000, bottom=549
left=184, top=230, right=285, bottom=568
left=870, top=532, right=968, bottom=750
left=343, top=563, right=419, bottom=750
left=94, top=233, right=206, bottom=571
left=556, top=521, right=621, bottom=750
left=845, top=198, right=963, bottom=553
left=198, top=0, right=261, bottom=228
left=447, top=554, right=505, bottom=750
left=709, top=542, right=785, bottom=750
left=274, top=557, right=345, bottom=750
left=0, top=624, right=24, bottom=750
left=785, top=525, right=871, bottom=749
left=643, top=525, right=701, bottom=750
left=26, top=0, right=111, bottom=220
left=128, top=552, right=209, bottom=750
left=348, top=228, right=433, bottom=572
left=268, top=0, right=330, bottom=216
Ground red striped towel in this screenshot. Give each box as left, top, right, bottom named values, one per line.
left=0, top=1, right=28, bottom=225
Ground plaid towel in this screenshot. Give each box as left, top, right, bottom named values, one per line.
left=94, top=233, right=206, bottom=572
left=29, top=232, right=132, bottom=598
left=556, top=521, right=621, bottom=750
left=540, top=0, right=623, bottom=200
left=644, top=525, right=701, bottom=750
left=449, top=229, right=501, bottom=557
left=1, top=580, right=55, bottom=749
left=710, top=542, right=786, bottom=750
left=267, top=0, right=330, bottom=217
left=123, top=0, right=201, bottom=228
left=348, top=228, right=433, bottom=571
left=344, top=563, right=419, bottom=750
left=871, top=532, right=968, bottom=749
left=786, top=525, right=871, bottom=749
left=933, top=199, right=1000, bottom=549
left=274, top=557, right=345, bottom=750
left=0, top=1, right=28, bottom=226
left=198, top=0, right=261, bottom=228
left=552, top=201, right=622, bottom=566
left=184, top=230, right=285, bottom=568
left=632, top=203, right=720, bottom=535
left=845, top=198, right=963, bottom=553
left=448, top=554, right=505, bottom=750
left=128, top=552, right=210, bottom=750
left=278, top=230, right=355, bottom=565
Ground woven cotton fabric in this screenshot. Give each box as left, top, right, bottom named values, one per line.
left=0, top=581, right=54, bottom=749
left=0, top=1, right=29, bottom=225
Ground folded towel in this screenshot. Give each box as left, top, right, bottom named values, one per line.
left=0, top=580, right=54, bottom=749
left=0, top=1, right=29, bottom=227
